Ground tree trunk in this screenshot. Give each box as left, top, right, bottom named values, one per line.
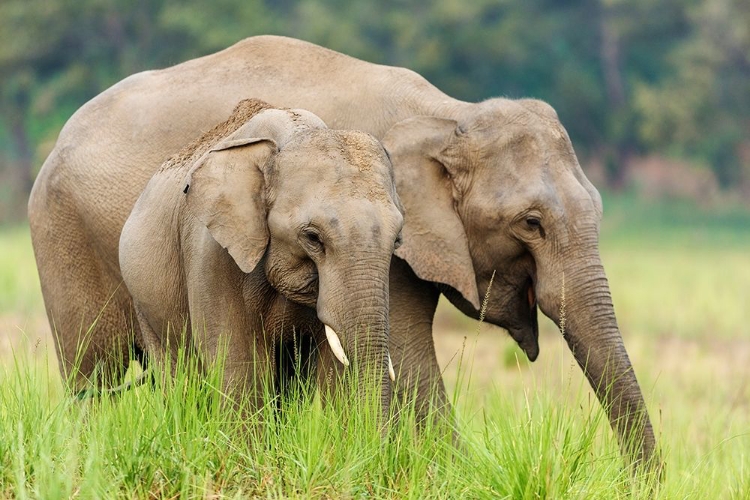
left=599, top=2, right=631, bottom=190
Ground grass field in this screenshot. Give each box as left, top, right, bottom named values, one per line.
left=1, top=195, right=749, bottom=498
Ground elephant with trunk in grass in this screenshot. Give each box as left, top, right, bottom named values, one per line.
left=29, top=36, right=657, bottom=467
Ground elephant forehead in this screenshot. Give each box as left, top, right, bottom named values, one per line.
left=270, top=195, right=401, bottom=245
left=276, top=137, right=394, bottom=200
left=467, top=101, right=571, bottom=155
left=287, top=129, right=383, bottom=161
left=280, top=167, right=394, bottom=206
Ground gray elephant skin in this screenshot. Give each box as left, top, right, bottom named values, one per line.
left=125, top=99, right=402, bottom=415
left=29, top=36, right=657, bottom=466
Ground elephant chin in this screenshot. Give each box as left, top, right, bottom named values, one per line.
left=507, top=301, right=540, bottom=361
left=506, top=278, right=539, bottom=362
left=509, top=325, right=540, bottom=361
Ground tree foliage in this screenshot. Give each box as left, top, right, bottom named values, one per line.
left=1, top=0, right=748, bottom=218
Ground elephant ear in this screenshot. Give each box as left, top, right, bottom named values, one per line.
left=184, top=136, right=277, bottom=274
left=382, top=116, right=480, bottom=309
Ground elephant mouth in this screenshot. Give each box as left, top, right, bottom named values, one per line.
left=527, top=278, right=537, bottom=309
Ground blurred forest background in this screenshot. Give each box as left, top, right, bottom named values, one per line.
left=1, top=0, right=749, bottom=221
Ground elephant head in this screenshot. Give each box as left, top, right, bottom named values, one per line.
left=184, top=105, right=403, bottom=407
left=383, top=98, right=656, bottom=465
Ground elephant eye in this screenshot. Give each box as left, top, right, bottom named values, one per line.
left=525, top=216, right=545, bottom=238
left=301, top=229, right=324, bottom=252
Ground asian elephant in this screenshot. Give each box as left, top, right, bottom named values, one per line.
left=29, top=36, right=656, bottom=466
left=118, top=99, right=402, bottom=412
left=94, top=98, right=403, bottom=415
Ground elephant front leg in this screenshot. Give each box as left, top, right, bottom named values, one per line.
left=205, top=333, right=275, bottom=446
left=192, top=321, right=275, bottom=416
left=388, top=257, right=451, bottom=428
left=131, top=306, right=171, bottom=390
left=133, top=306, right=189, bottom=374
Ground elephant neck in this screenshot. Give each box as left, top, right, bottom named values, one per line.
left=420, top=98, right=473, bottom=123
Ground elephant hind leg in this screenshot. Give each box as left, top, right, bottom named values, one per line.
left=29, top=192, right=139, bottom=392
left=45, top=264, right=137, bottom=391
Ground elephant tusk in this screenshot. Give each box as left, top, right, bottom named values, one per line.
left=324, top=324, right=350, bottom=367
left=387, top=353, right=396, bottom=382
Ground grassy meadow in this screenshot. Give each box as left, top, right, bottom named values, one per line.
left=1, top=196, right=749, bottom=498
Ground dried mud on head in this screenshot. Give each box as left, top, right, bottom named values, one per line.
left=159, top=98, right=275, bottom=173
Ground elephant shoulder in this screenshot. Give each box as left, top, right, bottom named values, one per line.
left=120, top=169, right=186, bottom=300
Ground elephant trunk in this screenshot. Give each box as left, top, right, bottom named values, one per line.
left=317, top=257, right=393, bottom=418
left=537, top=251, right=657, bottom=468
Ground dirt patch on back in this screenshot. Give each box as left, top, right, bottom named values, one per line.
left=159, top=98, right=275, bottom=172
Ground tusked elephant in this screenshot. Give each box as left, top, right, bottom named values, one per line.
left=118, top=99, right=403, bottom=413
left=29, top=36, right=657, bottom=467
left=100, top=99, right=403, bottom=419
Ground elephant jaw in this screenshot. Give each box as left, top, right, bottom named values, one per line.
left=508, top=323, right=540, bottom=361
left=508, top=279, right=540, bottom=361
left=323, top=324, right=396, bottom=382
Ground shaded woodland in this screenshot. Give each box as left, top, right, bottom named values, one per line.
left=1, top=0, right=748, bottom=220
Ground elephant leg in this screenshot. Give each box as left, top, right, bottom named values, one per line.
left=134, top=307, right=162, bottom=363
left=132, top=305, right=181, bottom=387
left=193, top=325, right=273, bottom=413
left=189, top=300, right=272, bottom=415
left=388, top=257, right=450, bottom=426
left=29, top=199, right=138, bottom=392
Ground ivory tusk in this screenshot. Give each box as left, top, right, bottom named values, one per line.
left=387, top=353, right=396, bottom=382
left=324, top=324, right=350, bottom=367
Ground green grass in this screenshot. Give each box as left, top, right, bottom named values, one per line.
left=1, top=194, right=749, bottom=498
left=600, top=192, right=750, bottom=249
left=599, top=195, right=750, bottom=340
left=0, top=348, right=652, bottom=499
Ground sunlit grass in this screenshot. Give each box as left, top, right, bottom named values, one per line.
left=3, top=338, right=746, bottom=498
left=605, top=246, right=750, bottom=339
left=1, top=345, right=659, bottom=499
left=1, top=194, right=749, bottom=498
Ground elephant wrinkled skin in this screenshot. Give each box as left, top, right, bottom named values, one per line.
left=29, top=36, right=657, bottom=466
left=91, top=99, right=404, bottom=415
